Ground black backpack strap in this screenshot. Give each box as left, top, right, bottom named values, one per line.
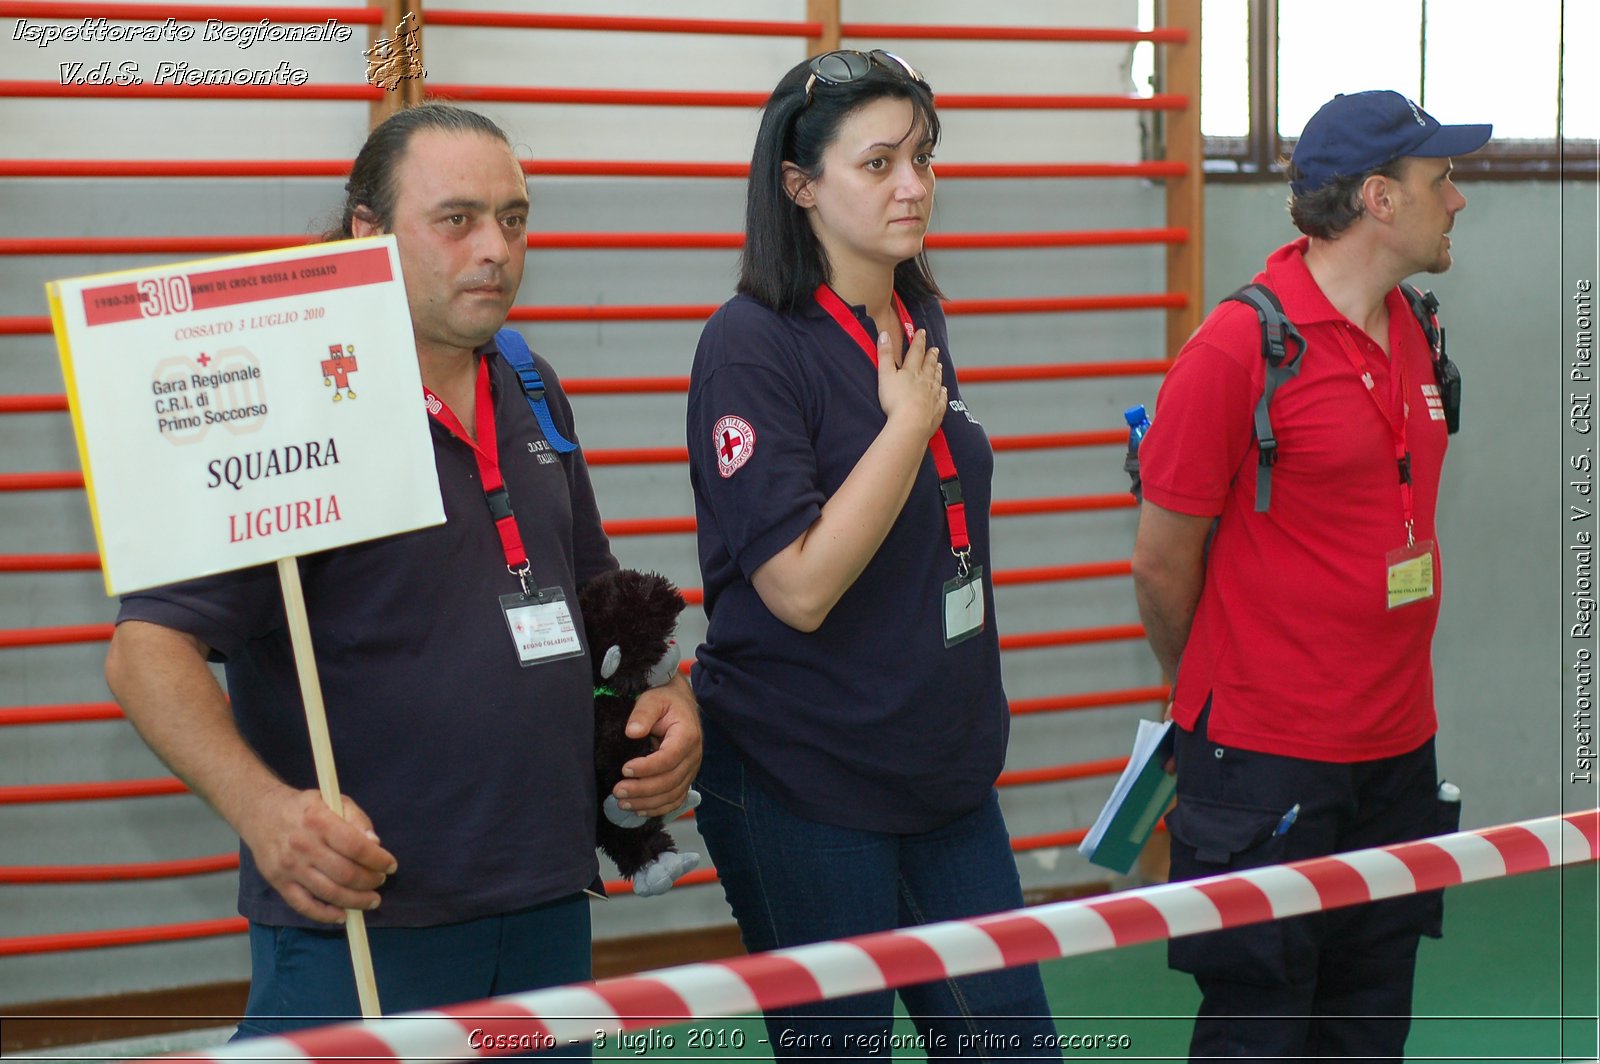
left=1399, top=281, right=1460, bottom=434
left=1397, top=282, right=1440, bottom=351
left=1224, top=283, right=1307, bottom=512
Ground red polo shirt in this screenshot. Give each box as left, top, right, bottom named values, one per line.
left=1140, top=238, right=1448, bottom=761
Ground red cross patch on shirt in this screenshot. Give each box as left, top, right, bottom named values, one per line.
left=713, top=415, right=755, bottom=479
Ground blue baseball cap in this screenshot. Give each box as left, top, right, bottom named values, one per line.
left=1289, top=90, right=1492, bottom=195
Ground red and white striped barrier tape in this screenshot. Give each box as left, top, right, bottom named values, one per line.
left=165, top=809, right=1597, bottom=1062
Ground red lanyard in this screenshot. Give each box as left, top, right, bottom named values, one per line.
left=1332, top=322, right=1417, bottom=545
left=423, top=359, right=533, bottom=588
left=813, top=285, right=971, bottom=570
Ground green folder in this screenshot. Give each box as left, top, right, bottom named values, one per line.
left=1079, top=719, right=1177, bottom=874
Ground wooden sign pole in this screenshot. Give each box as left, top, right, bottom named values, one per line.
left=276, top=557, right=382, bottom=1019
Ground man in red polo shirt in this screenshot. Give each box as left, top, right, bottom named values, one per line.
left=1132, top=90, right=1491, bottom=1061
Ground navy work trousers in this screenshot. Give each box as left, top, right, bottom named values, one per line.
left=1167, top=708, right=1454, bottom=1063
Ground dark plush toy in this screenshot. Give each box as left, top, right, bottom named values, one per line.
left=580, top=569, right=701, bottom=897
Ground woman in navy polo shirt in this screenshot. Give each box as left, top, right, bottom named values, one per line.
left=685, top=52, right=1059, bottom=1058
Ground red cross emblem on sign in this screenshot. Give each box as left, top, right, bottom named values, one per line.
left=713, top=414, right=755, bottom=478
left=321, top=344, right=359, bottom=401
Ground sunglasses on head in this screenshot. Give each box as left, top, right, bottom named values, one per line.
left=803, top=49, right=925, bottom=105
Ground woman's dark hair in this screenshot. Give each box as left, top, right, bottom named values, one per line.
left=322, top=104, right=512, bottom=241
left=738, top=56, right=943, bottom=313
left=1285, top=157, right=1406, bottom=239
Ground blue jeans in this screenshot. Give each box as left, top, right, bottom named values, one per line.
left=234, top=894, right=592, bottom=1059
left=695, top=725, right=1060, bottom=1060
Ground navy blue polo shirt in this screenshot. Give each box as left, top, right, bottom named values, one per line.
left=687, top=292, right=1008, bottom=834
left=118, top=342, right=615, bottom=928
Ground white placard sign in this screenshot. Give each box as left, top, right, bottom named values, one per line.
left=48, top=236, right=445, bottom=595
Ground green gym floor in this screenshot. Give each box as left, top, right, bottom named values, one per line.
left=637, top=864, right=1598, bottom=1062
left=1028, top=863, right=1597, bottom=1061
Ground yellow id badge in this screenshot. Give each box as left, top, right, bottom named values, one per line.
left=1385, top=540, right=1435, bottom=609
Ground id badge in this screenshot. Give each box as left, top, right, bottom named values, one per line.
left=942, top=565, right=985, bottom=647
left=1385, top=540, right=1435, bottom=610
left=499, top=587, right=585, bottom=666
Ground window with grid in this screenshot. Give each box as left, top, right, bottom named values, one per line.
left=1134, top=0, right=1598, bottom=179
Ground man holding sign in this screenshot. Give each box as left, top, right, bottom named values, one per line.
left=105, top=105, right=701, bottom=1036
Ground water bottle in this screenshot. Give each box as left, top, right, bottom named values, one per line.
left=1124, top=404, right=1150, bottom=500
